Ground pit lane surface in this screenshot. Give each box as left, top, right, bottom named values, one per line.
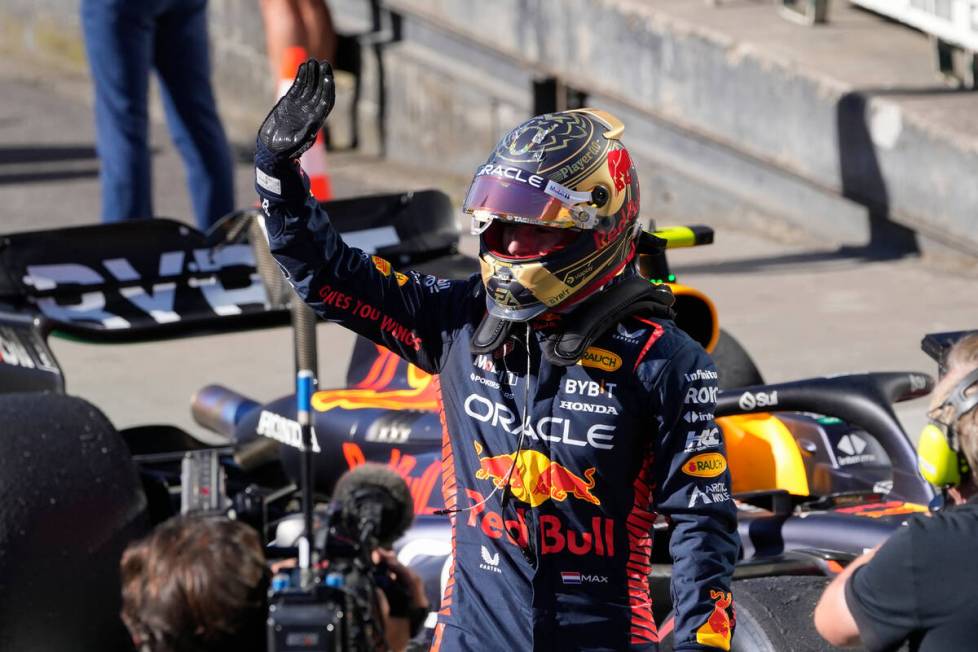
left=2, top=54, right=977, bottom=443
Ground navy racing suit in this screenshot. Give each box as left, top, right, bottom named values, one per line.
left=255, top=157, right=740, bottom=651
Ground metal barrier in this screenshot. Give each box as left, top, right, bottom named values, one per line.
left=779, top=0, right=830, bottom=25
left=851, top=0, right=978, bottom=87
left=708, top=0, right=829, bottom=26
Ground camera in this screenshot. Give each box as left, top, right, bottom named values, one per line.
left=179, top=448, right=268, bottom=535
left=179, top=443, right=415, bottom=651
left=265, top=504, right=385, bottom=652
left=265, top=464, right=417, bottom=652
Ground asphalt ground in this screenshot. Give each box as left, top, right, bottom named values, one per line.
left=3, top=52, right=978, bottom=443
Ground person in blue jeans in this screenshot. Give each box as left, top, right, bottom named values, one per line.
left=81, top=0, right=235, bottom=230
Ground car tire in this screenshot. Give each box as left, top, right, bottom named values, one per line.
left=728, top=576, right=847, bottom=652
left=0, top=393, right=149, bottom=652
left=711, top=329, right=764, bottom=390
left=657, top=576, right=861, bottom=652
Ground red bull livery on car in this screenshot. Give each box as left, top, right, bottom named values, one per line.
left=255, top=59, right=739, bottom=651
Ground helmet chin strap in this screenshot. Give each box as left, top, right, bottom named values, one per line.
left=470, top=276, right=676, bottom=365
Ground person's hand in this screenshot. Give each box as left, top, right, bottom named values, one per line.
left=373, top=549, right=429, bottom=612
left=372, top=549, right=430, bottom=651
left=814, top=545, right=882, bottom=647
left=258, top=59, right=335, bottom=161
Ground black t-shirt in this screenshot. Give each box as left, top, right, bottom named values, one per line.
left=844, top=500, right=978, bottom=652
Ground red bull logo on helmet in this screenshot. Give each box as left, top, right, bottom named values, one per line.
left=473, top=441, right=601, bottom=507
left=607, top=148, right=633, bottom=193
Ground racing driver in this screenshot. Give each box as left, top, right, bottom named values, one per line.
left=254, top=59, right=739, bottom=651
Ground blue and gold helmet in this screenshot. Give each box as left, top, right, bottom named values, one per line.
left=462, top=108, right=640, bottom=322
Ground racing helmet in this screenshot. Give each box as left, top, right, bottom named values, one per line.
left=462, top=108, right=641, bottom=322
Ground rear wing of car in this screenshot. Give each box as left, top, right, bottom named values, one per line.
left=0, top=217, right=278, bottom=342
left=0, top=190, right=457, bottom=395
left=0, top=190, right=458, bottom=344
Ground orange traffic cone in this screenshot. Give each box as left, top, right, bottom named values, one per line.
left=278, top=46, right=334, bottom=201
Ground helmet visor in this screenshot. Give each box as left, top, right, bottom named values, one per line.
left=462, top=174, right=596, bottom=234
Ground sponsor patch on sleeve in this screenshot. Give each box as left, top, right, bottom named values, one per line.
left=688, top=481, right=731, bottom=507
left=682, top=452, right=727, bottom=478
left=684, top=385, right=719, bottom=405
left=683, top=426, right=720, bottom=452
left=256, top=168, right=282, bottom=195
left=371, top=256, right=410, bottom=286
left=371, top=256, right=393, bottom=277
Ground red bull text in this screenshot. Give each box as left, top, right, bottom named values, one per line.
left=464, top=488, right=615, bottom=556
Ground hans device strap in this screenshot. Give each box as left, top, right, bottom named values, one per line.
left=471, top=276, right=676, bottom=366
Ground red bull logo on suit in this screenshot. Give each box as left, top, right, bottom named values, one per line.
left=466, top=442, right=614, bottom=557
left=473, top=441, right=600, bottom=507
left=696, top=590, right=734, bottom=649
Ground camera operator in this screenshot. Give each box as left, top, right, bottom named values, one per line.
left=814, top=332, right=978, bottom=651
left=120, top=515, right=269, bottom=652
left=120, top=514, right=427, bottom=652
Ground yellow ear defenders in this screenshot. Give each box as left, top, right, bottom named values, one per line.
left=918, top=367, right=978, bottom=487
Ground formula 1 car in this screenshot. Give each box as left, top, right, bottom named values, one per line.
left=0, top=190, right=942, bottom=651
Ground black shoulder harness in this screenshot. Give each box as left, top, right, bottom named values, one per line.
left=470, top=277, right=676, bottom=366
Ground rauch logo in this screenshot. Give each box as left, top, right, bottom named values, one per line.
left=682, top=452, right=727, bottom=478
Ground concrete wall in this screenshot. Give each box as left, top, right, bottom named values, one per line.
left=2, top=0, right=976, bottom=259
left=381, top=0, right=978, bottom=259
left=1, top=1, right=86, bottom=69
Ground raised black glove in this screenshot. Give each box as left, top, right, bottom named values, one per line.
left=258, top=59, right=335, bottom=161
